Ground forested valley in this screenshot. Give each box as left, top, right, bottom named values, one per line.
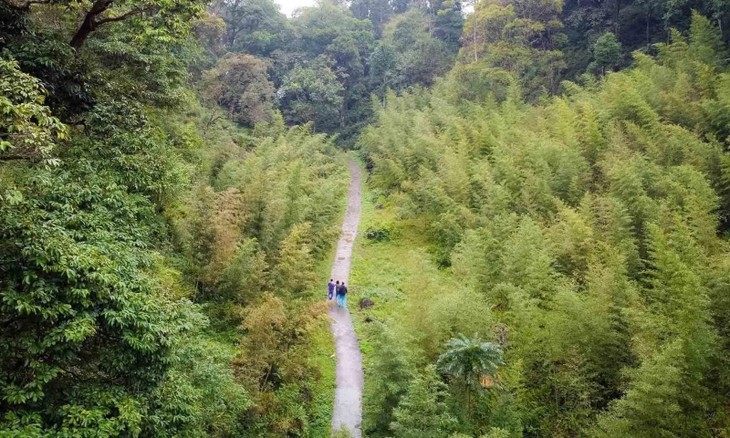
left=1, top=0, right=730, bottom=436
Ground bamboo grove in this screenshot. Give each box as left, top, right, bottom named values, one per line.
left=359, top=13, right=730, bottom=438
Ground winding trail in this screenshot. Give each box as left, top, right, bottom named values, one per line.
left=328, top=160, right=364, bottom=437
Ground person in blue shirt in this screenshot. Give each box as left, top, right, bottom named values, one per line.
left=336, top=282, right=348, bottom=308
left=327, top=279, right=336, bottom=300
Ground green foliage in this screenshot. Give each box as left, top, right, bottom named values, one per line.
left=208, top=0, right=463, bottom=142
left=561, top=0, right=730, bottom=77
left=333, top=426, right=354, bottom=438
left=179, top=123, right=346, bottom=301
left=365, top=220, right=397, bottom=242
left=459, top=0, right=566, bottom=100
left=0, top=0, right=349, bottom=434
left=144, top=308, right=251, bottom=437
left=437, top=335, right=504, bottom=389
left=363, top=322, right=414, bottom=436
left=5, top=0, right=205, bottom=52
left=436, top=334, right=504, bottom=425
left=0, top=58, right=67, bottom=163
left=391, top=365, right=458, bottom=438
left=201, top=53, right=275, bottom=126
left=273, top=223, right=318, bottom=294
left=192, top=12, right=226, bottom=63
left=233, top=294, right=330, bottom=436
left=279, top=59, right=345, bottom=132
left=590, top=32, right=622, bottom=75
left=289, top=3, right=376, bottom=141
left=372, top=9, right=456, bottom=92
left=358, top=13, right=730, bottom=437
left=6, top=0, right=730, bottom=436
left=591, top=340, right=686, bottom=437
left=350, top=0, right=394, bottom=36
left=0, top=169, right=162, bottom=406
left=0, top=156, right=249, bottom=436
left=214, top=0, right=293, bottom=56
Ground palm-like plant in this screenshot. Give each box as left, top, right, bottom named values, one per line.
left=436, top=334, right=504, bottom=418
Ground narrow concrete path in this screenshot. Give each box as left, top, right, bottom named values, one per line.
left=329, top=160, right=364, bottom=437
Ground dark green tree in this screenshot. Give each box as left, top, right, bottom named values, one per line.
left=590, top=32, right=622, bottom=75
left=350, top=0, right=394, bottom=36
left=436, top=334, right=504, bottom=419
left=5, top=0, right=204, bottom=50
left=213, top=0, right=293, bottom=56
left=0, top=168, right=176, bottom=434
left=201, top=53, right=275, bottom=126
left=278, top=58, right=345, bottom=132
left=390, top=365, right=457, bottom=438
left=363, top=322, right=415, bottom=437
left=432, top=0, right=464, bottom=51
left=458, top=0, right=566, bottom=99
left=379, top=9, right=456, bottom=90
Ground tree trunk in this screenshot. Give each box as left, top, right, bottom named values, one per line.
left=466, top=383, right=472, bottom=425
left=645, top=6, right=651, bottom=51
left=70, top=0, right=113, bottom=49
left=472, top=25, right=478, bottom=62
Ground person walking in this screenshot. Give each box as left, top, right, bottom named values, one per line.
left=328, top=279, right=336, bottom=300
left=335, top=282, right=343, bottom=306
left=336, top=281, right=348, bottom=308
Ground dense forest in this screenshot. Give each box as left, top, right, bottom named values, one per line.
left=0, top=0, right=348, bottom=435
left=1, top=0, right=730, bottom=436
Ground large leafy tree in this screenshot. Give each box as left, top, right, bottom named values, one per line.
left=459, top=0, right=566, bottom=99
left=374, top=9, right=455, bottom=91
left=291, top=3, right=375, bottom=139
left=212, top=0, right=293, bottom=56
left=0, top=58, right=67, bottom=163
left=278, top=58, right=344, bottom=132
left=589, top=32, right=623, bottom=75
left=0, top=166, right=173, bottom=433
left=202, top=53, right=275, bottom=126
left=350, top=0, right=394, bottom=36
left=6, top=0, right=205, bottom=49
left=433, top=0, right=464, bottom=50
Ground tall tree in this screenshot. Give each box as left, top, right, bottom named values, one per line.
left=278, top=57, right=345, bottom=132
left=459, top=0, right=566, bottom=99
left=202, top=53, right=275, bottom=126
left=374, top=9, right=456, bottom=91
left=590, top=32, right=623, bottom=75
left=391, top=366, right=457, bottom=438
left=6, top=0, right=204, bottom=49
left=213, top=0, right=292, bottom=55
left=350, top=0, right=394, bottom=36
left=292, top=3, right=375, bottom=138
left=436, top=334, right=504, bottom=418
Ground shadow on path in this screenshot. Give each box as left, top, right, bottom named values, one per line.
left=328, top=160, right=364, bottom=437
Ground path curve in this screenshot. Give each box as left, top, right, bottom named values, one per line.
left=329, top=160, right=364, bottom=437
